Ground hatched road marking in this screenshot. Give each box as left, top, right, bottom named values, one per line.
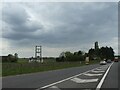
left=96, top=62, right=114, bottom=90
left=39, top=66, right=102, bottom=89
left=49, top=86, right=61, bottom=90
left=91, top=70, right=105, bottom=73
left=83, top=73, right=102, bottom=76
left=71, top=77, right=98, bottom=83
left=95, top=68, right=104, bottom=71
left=37, top=63, right=113, bottom=90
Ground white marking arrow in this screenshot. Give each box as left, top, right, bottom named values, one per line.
left=71, top=77, right=98, bottom=83
left=84, top=73, right=102, bottom=76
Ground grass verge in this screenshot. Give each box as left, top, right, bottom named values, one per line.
left=2, top=60, right=100, bottom=77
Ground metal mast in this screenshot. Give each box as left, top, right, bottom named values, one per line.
left=35, top=46, right=42, bottom=62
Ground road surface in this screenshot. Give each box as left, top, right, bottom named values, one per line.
left=2, top=62, right=119, bottom=90
left=101, top=61, right=119, bottom=89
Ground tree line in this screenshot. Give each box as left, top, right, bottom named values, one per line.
left=56, top=46, right=114, bottom=62
left=88, top=46, right=114, bottom=60
left=56, top=51, right=86, bottom=62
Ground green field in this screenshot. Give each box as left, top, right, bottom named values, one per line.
left=2, top=59, right=100, bottom=77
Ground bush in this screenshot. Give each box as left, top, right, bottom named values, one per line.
left=2, top=53, right=18, bottom=63
left=56, top=56, right=65, bottom=62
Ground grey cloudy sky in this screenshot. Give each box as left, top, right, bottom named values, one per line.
left=1, top=2, right=118, bottom=57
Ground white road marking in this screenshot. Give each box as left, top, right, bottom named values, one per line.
left=83, top=73, right=102, bottom=76
left=50, top=86, right=58, bottom=88
left=96, top=62, right=114, bottom=90
left=38, top=65, right=106, bottom=90
left=49, top=86, right=61, bottom=90
left=91, top=70, right=104, bottom=73
left=101, top=67, right=108, bottom=69
left=71, top=77, right=98, bottom=83
left=95, top=68, right=103, bottom=71
left=100, top=65, right=108, bottom=69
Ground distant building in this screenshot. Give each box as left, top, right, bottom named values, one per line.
left=95, top=41, right=99, bottom=50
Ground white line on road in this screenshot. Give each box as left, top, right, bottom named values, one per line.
left=96, top=62, right=114, bottom=90
left=38, top=65, right=106, bottom=90
left=95, top=66, right=108, bottom=70
left=71, top=77, right=98, bottom=83
left=100, top=66, right=108, bottom=69
left=95, top=68, right=103, bottom=71
left=49, top=86, right=61, bottom=90
left=83, top=73, right=102, bottom=76
left=91, top=70, right=105, bottom=73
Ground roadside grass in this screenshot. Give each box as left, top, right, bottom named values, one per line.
left=2, top=59, right=100, bottom=77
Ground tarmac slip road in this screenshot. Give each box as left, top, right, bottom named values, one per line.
left=2, top=63, right=114, bottom=90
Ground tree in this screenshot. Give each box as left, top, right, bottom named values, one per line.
left=56, top=52, right=66, bottom=62
left=5, top=53, right=19, bottom=62
left=8, top=54, right=14, bottom=62
left=65, top=51, right=73, bottom=61
left=65, top=51, right=85, bottom=61
left=14, top=53, right=18, bottom=62
left=88, top=48, right=95, bottom=60
left=99, top=46, right=114, bottom=60
left=78, top=51, right=83, bottom=55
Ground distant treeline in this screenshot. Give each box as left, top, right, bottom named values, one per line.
left=56, top=46, right=114, bottom=62
left=56, top=51, right=86, bottom=62
left=2, top=46, right=114, bottom=63
left=88, top=46, right=114, bottom=60
left=2, top=53, right=18, bottom=62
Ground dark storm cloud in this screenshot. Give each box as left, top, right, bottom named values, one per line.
left=2, top=3, right=43, bottom=39
left=2, top=2, right=117, bottom=47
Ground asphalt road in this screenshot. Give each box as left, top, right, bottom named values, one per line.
left=2, top=63, right=101, bottom=89
left=2, top=62, right=119, bottom=90
left=41, top=63, right=111, bottom=90
left=101, top=61, right=119, bottom=89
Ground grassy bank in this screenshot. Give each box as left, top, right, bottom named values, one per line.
left=2, top=60, right=100, bottom=77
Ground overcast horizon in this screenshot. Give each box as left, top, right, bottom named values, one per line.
left=1, top=2, right=118, bottom=58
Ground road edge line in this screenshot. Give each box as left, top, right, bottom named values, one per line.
left=96, top=62, right=114, bottom=90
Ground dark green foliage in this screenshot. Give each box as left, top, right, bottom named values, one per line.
left=88, top=46, right=114, bottom=60
left=88, top=48, right=95, bottom=60
left=57, top=50, right=85, bottom=62
left=99, top=46, right=114, bottom=60
left=56, top=57, right=65, bottom=62
left=2, top=53, right=18, bottom=63
left=8, top=54, right=15, bottom=62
